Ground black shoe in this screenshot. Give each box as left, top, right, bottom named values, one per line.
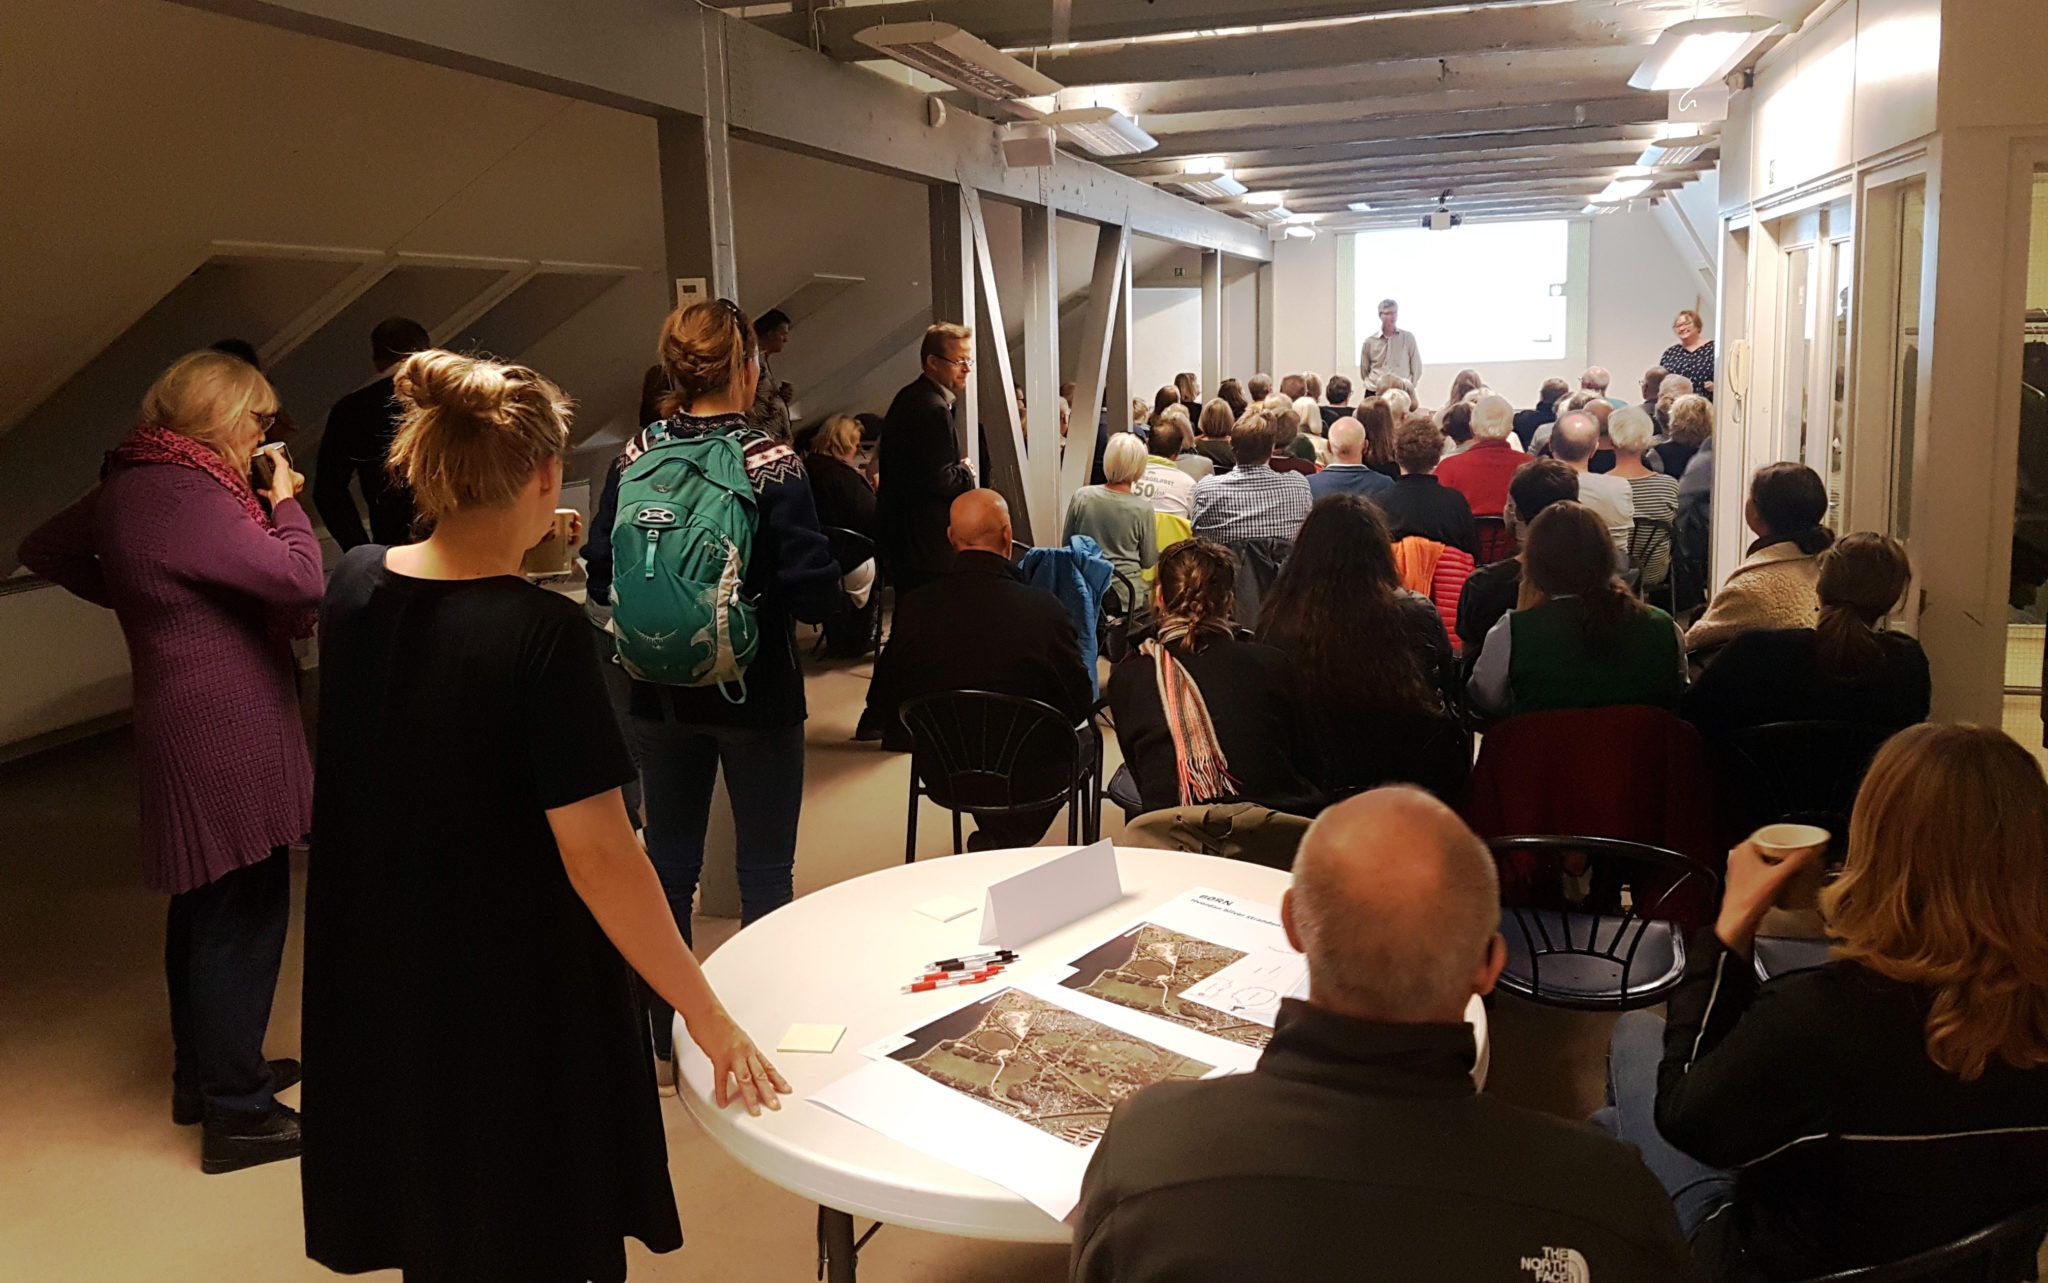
left=852, top=710, right=883, bottom=742
left=174, top=1057, right=302, bottom=1126
left=201, top=1103, right=302, bottom=1174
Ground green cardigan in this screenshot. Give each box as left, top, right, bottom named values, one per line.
left=1507, top=597, right=1685, bottom=714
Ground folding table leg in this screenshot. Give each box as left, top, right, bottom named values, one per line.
left=817, top=1206, right=858, bottom=1283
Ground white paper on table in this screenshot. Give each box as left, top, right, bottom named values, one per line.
left=811, top=975, right=1259, bottom=1222
left=1045, top=887, right=1308, bottom=1047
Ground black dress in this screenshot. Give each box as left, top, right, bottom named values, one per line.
left=1658, top=339, right=1715, bottom=397
left=303, top=547, right=681, bottom=1283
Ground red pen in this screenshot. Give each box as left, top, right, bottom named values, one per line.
left=903, top=970, right=1002, bottom=994
left=912, top=964, right=1005, bottom=983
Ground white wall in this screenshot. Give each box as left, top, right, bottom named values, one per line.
left=1265, top=211, right=1706, bottom=409
left=1131, top=288, right=1204, bottom=404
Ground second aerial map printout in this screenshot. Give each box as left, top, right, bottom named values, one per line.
left=808, top=889, right=1294, bottom=1219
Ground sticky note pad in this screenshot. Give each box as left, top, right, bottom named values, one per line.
left=777, top=1024, right=846, bottom=1054
left=913, top=895, right=978, bottom=923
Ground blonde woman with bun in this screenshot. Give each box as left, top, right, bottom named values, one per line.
left=19, top=350, right=322, bottom=1174
left=1599, top=722, right=2048, bottom=1278
left=303, top=349, right=788, bottom=1282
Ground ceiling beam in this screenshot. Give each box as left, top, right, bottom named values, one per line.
left=1140, top=95, right=1665, bottom=160
left=1112, top=124, right=1659, bottom=178
left=1052, top=46, right=1648, bottom=118
left=1224, top=145, right=1653, bottom=188
left=1278, top=166, right=1707, bottom=209
left=1135, top=77, right=1659, bottom=138
left=753, top=0, right=1512, bottom=60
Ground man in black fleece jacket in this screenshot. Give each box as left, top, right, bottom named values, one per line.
left=1073, top=788, right=1695, bottom=1283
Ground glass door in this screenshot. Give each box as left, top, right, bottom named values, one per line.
left=2009, top=168, right=2048, bottom=750
left=1778, top=244, right=1815, bottom=470
left=1822, top=237, right=1852, bottom=528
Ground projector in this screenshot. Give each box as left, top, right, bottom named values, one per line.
left=999, top=122, right=1057, bottom=169
left=1422, top=209, right=1463, bottom=231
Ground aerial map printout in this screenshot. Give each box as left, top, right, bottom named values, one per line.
left=808, top=890, right=1291, bottom=1220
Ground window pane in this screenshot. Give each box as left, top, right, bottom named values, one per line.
left=1889, top=182, right=1925, bottom=540
left=2010, top=168, right=2048, bottom=751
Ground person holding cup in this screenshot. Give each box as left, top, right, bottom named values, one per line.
left=19, top=350, right=322, bottom=1172
left=1592, top=723, right=2048, bottom=1279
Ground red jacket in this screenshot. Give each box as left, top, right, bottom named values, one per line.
left=1436, top=438, right=1523, bottom=520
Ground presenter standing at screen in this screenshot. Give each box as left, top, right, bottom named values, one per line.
left=1358, top=298, right=1421, bottom=393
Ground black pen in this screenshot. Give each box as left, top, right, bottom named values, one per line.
left=927, top=950, right=1018, bottom=970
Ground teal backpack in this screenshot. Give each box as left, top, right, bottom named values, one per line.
left=609, top=426, right=760, bottom=702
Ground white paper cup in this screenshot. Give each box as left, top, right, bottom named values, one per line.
left=1751, top=823, right=1831, bottom=910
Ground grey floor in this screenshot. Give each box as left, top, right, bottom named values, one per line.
left=0, top=653, right=1620, bottom=1281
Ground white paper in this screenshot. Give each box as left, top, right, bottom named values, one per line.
left=977, top=839, right=1123, bottom=947
left=1049, top=887, right=1306, bottom=1048
left=913, top=894, right=978, bottom=924
left=811, top=975, right=1258, bottom=1221
left=777, top=1023, right=846, bottom=1054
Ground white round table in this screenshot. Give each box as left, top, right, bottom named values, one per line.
left=679, top=846, right=1489, bottom=1278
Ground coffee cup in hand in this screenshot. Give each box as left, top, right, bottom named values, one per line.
left=1751, top=823, right=1830, bottom=910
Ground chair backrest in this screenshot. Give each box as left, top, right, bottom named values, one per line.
left=1487, top=836, right=1721, bottom=1004
left=897, top=690, right=1084, bottom=815
left=1627, top=515, right=1674, bottom=581
left=1099, top=567, right=1138, bottom=662
left=818, top=524, right=876, bottom=574
left=1223, top=538, right=1291, bottom=630
left=1325, top=709, right=1473, bottom=810
left=1791, top=1198, right=2048, bottom=1282
left=1466, top=705, right=1723, bottom=925
left=1474, top=514, right=1517, bottom=565
left=1720, top=720, right=1899, bottom=850
left=1009, top=539, right=1033, bottom=563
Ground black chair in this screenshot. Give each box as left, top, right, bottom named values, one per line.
left=1488, top=836, right=1721, bottom=1011
left=815, top=525, right=883, bottom=660
left=1720, top=720, right=1899, bottom=854
left=1324, top=709, right=1473, bottom=811
left=897, top=690, right=1101, bottom=861
left=1789, top=1198, right=2048, bottom=1282
left=1628, top=516, right=1677, bottom=613
left=1098, top=567, right=1139, bottom=663
left=1009, top=539, right=1034, bottom=563
left=1753, top=935, right=1836, bottom=983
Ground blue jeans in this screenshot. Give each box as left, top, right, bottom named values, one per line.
left=1593, top=1010, right=1737, bottom=1240
left=167, top=847, right=291, bottom=1117
left=628, top=715, right=804, bottom=1054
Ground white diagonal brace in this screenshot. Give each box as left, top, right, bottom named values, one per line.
left=963, top=189, right=1034, bottom=542
left=1064, top=224, right=1132, bottom=509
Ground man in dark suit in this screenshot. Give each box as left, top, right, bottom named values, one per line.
left=313, top=317, right=430, bottom=549
left=875, top=323, right=976, bottom=596
left=866, top=490, right=1094, bottom=849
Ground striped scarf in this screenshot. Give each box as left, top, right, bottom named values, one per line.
left=1143, top=617, right=1238, bottom=806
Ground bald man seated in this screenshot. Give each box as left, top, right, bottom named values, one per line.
left=1072, top=788, right=1695, bottom=1283
left=1306, top=418, right=1394, bottom=505
left=862, top=491, right=1093, bottom=847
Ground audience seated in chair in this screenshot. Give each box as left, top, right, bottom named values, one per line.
left=1685, top=462, right=1833, bottom=653
left=1266, top=405, right=1320, bottom=476
left=1191, top=398, right=1237, bottom=475
left=1190, top=411, right=1312, bottom=547
left=1065, top=433, right=1159, bottom=628
left=1596, top=724, right=2048, bottom=1280
left=1607, top=405, right=1679, bottom=590
left=1468, top=502, right=1685, bottom=718
left=1456, top=459, right=1579, bottom=662
left=1681, top=532, right=1929, bottom=742
left=1546, top=409, right=1635, bottom=553
left=1259, top=497, right=1460, bottom=798
left=1073, top=788, right=1695, bottom=1283
left=1379, top=414, right=1480, bottom=560
left=1513, top=377, right=1573, bottom=449
left=1437, top=394, right=1525, bottom=529
left=865, top=491, right=1093, bottom=847
left=1305, top=418, right=1393, bottom=506
left=1136, top=417, right=1201, bottom=517
left=1106, top=539, right=1321, bottom=819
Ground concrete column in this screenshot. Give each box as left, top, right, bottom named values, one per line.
left=1255, top=262, right=1278, bottom=377
left=1200, top=249, right=1223, bottom=395
left=1021, top=204, right=1063, bottom=540
left=655, top=107, right=737, bottom=304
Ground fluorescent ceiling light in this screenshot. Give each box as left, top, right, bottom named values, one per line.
left=1040, top=107, right=1157, bottom=156
left=1347, top=201, right=1376, bottom=212
left=1282, top=224, right=1317, bottom=240
left=1629, top=16, right=1781, bottom=92
left=1592, top=176, right=1655, bottom=203
left=1153, top=170, right=1247, bottom=199
left=1638, top=133, right=1716, bottom=166
left=1237, top=199, right=1295, bottom=223
left=855, top=21, right=1063, bottom=101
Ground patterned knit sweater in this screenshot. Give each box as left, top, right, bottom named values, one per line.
left=1682, top=540, right=1821, bottom=652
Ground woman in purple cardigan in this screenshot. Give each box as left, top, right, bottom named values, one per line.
left=19, top=350, right=323, bottom=1173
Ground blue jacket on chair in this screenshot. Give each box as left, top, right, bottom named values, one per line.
left=1020, top=535, right=1114, bottom=694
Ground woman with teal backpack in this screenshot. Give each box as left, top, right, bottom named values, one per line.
left=584, top=299, right=849, bottom=1087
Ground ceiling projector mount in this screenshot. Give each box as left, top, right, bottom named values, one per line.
left=1422, top=192, right=1463, bottom=231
